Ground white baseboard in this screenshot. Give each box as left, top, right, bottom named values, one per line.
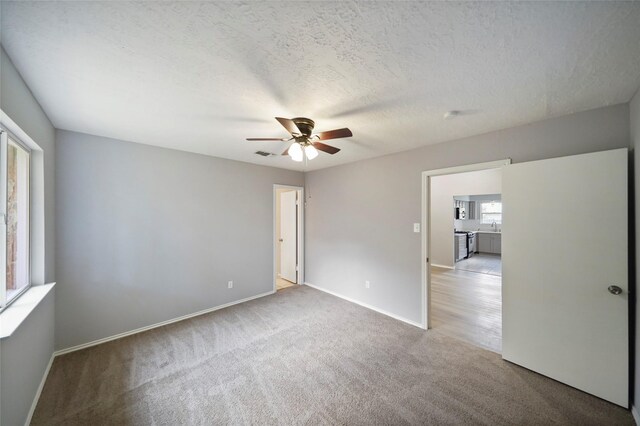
left=25, top=290, right=276, bottom=425
left=55, top=290, right=275, bottom=356
left=431, top=263, right=454, bottom=269
left=24, top=353, right=55, bottom=426
left=632, top=405, right=639, bottom=425
left=304, top=282, right=424, bottom=329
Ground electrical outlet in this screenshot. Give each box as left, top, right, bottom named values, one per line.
left=413, top=223, right=420, bottom=233
left=228, top=281, right=233, bottom=289
left=365, top=280, right=370, bottom=289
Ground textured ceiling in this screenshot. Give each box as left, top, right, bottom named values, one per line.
left=2, top=1, right=640, bottom=171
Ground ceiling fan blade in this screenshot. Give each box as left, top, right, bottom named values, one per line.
left=246, top=138, right=289, bottom=141
left=314, top=128, right=352, bottom=141
left=313, top=142, right=341, bottom=154
left=275, top=117, right=301, bottom=135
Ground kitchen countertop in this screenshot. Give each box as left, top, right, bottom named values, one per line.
left=459, top=230, right=502, bottom=234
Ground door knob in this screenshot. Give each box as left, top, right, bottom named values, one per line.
left=279, top=238, right=283, bottom=242
left=608, top=285, right=623, bottom=295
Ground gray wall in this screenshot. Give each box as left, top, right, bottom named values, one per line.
left=631, top=90, right=640, bottom=412
left=305, top=104, right=630, bottom=325
left=0, top=290, right=55, bottom=426
left=0, top=47, right=56, bottom=425
left=1, top=46, right=55, bottom=282
left=55, top=130, right=304, bottom=350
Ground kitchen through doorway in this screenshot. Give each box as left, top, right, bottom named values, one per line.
left=427, top=167, right=505, bottom=353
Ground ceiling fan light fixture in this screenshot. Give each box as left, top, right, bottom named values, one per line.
left=247, top=117, right=351, bottom=162
left=289, top=142, right=303, bottom=162
left=304, top=144, right=319, bottom=160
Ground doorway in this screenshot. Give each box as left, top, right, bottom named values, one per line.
left=422, top=150, right=629, bottom=407
left=429, top=170, right=505, bottom=353
left=421, top=160, right=510, bottom=351
left=274, top=185, right=304, bottom=292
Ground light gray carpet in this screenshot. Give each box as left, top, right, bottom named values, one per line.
left=33, top=285, right=632, bottom=425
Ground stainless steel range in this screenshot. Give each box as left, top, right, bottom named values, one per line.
left=454, top=231, right=476, bottom=260
left=466, top=232, right=476, bottom=257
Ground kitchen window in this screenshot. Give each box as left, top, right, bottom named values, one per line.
left=0, top=130, right=31, bottom=312
left=480, top=201, right=502, bottom=224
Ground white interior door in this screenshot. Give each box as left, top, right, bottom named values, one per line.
left=279, top=191, right=297, bottom=283
left=502, top=148, right=628, bottom=407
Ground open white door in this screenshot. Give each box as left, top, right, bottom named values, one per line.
left=502, top=148, right=628, bottom=407
left=279, top=190, right=297, bottom=283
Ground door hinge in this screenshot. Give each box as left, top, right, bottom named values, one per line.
left=426, top=257, right=429, bottom=263
left=295, top=265, right=299, bottom=271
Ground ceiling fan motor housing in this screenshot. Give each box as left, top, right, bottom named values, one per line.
left=292, top=117, right=315, bottom=137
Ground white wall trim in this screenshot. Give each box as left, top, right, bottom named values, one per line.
left=421, top=159, right=511, bottom=330
left=304, top=282, right=423, bottom=329
left=0, top=283, right=55, bottom=339
left=24, top=352, right=55, bottom=426
left=0, top=109, right=46, bottom=286
left=26, top=289, right=277, bottom=424
left=632, top=405, right=639, bottom=425
left=421, top=160, right=512, bottom=178
left=55, top=290, right=275, bottom=356
left=430, top=263, right=454, bottom=270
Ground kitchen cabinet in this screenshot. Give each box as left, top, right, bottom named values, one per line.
left=492, top=235, right=501, bottom=253
left=477, top=232, right=501, bottom=254
left=468, top=201, right=476, bottom=220
left=454, top=200, right=478, bottom=220
left=455, top=234, right=467, bottom=261
left=454, top=200, right=466, bottom=220
left=454, top=201, right=476, bottom=220
left=477, top=233, right=487, bottom=252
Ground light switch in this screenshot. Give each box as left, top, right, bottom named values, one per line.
left=413, top=223, right=420, bottom=233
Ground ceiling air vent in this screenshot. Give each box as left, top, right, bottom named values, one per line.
left=255, top=151, right=274, bottom=157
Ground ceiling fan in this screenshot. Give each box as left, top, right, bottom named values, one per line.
left=247, top=117, right=352, bottom=162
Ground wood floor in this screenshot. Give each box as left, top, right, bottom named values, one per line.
left=455, top=253, right=502, bottom=276
left=276, top=277, right=296, bottom=290
left=431, top=266, right=502, bottom=353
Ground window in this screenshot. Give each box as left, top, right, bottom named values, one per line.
left=480, top=201, right=502, bottom=224
left=0, top=130, right=30, bottom=311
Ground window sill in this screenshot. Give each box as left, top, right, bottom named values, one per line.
left=0, top=283, right=55, bottom=339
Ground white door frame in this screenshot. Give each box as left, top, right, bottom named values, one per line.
left=421, top=159, right=511, bottom=329
left=273, top=184, right=304, bottom=292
